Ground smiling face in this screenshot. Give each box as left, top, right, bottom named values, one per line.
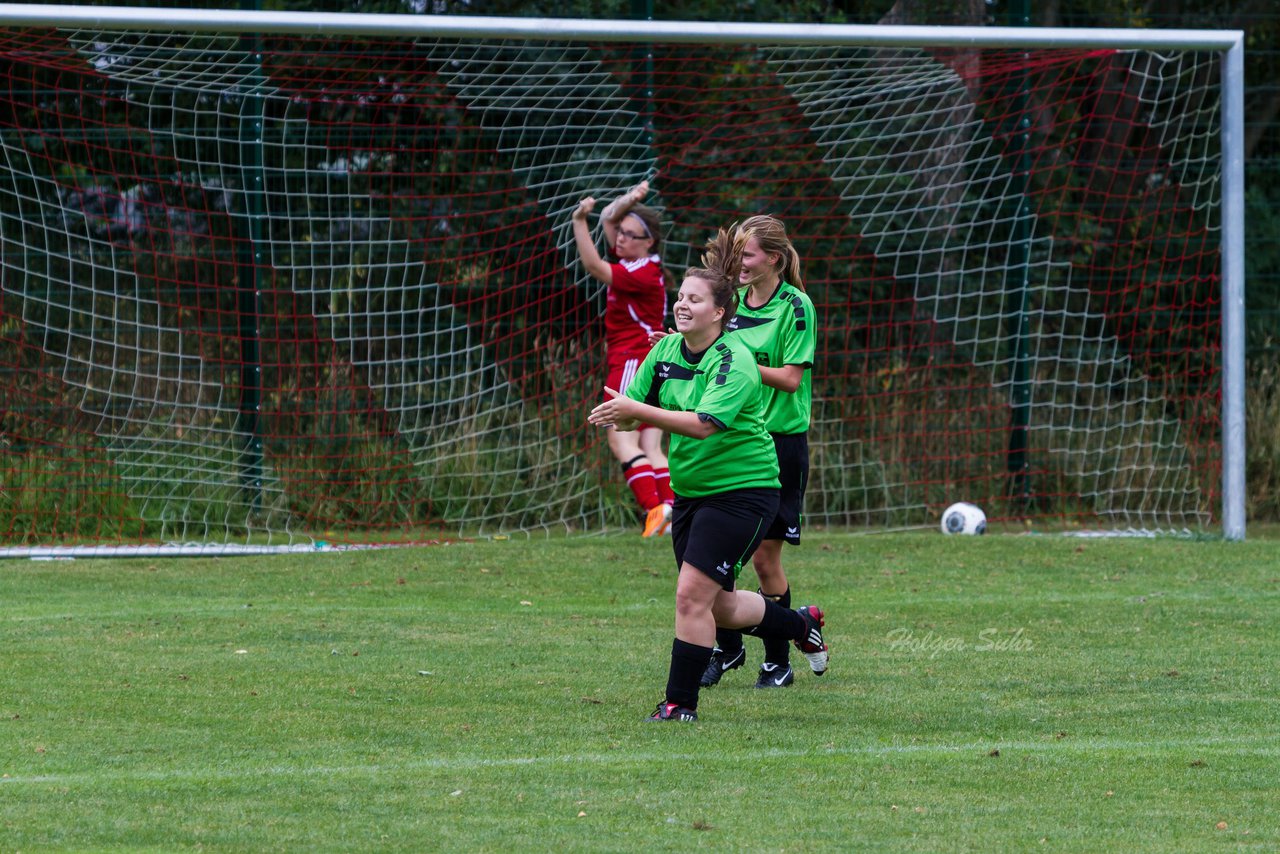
left=673, top=275, right=724, bottom=339
left=738, top=235, right=779, bottom=287
left=614, top=212, right=655, bottom=260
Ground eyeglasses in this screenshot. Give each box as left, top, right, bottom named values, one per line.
left=617, top=228, right=650, bottom=242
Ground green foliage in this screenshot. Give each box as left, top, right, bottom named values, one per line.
left=1246, top=355, right=1280, bottom=520
left=0, top=440, right=146, bottom=543
left=0, top=533, right=1277, bottom=849
left=1245, top=184, right=1280, bottom=354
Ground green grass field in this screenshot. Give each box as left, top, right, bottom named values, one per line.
left=2, top=531, right=1276, bottom=851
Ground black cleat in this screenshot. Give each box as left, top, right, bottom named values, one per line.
left=648, top=702, right=698, bottom=722
left=794, top=605, right=828, bottom=676
left=699, top=646, right=746, bottom=687
left=754, top=661, right=795, bottom=689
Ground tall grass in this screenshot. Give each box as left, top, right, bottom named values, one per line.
left=809, top=358, right=1218, bottom=531
left=1245, top=354, right=1280, bottom=521
left=0, top=329, right=1265, bottom=544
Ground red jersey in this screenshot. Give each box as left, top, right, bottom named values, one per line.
left=605, top=252, right=666, bottom=356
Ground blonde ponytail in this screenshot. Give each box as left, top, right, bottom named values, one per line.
left=737, top=214, right=804, bottom=292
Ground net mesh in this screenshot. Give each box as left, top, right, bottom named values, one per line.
left=0, top=25, right=1224, bottom=546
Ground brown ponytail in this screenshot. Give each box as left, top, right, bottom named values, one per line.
left=684, top=226, right=751, bottom=329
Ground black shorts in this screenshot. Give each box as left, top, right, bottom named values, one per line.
left=765, top=432, right=809, bottom=545
left=671, top=487, right=780, bottom=591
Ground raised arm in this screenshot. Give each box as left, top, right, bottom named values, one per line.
left=598, top=180, right=649, bottom=248
left=571, top=197, right=613, bottom=284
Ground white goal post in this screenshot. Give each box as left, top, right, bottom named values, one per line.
left=0, top=4, right=1245, bottom=552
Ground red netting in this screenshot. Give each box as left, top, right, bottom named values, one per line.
left=0, top=28, right=1225, bottom=544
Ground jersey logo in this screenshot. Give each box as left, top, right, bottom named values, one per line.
left=726, top=315, right=773, bottom=332
left=654, top=362, right=697, bottom=381
left=645, top=361, right=698, bottom=408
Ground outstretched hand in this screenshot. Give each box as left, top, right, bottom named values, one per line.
left=604, top=180, right=650, bottom=221
left=588, top=386, right=640, bottom=432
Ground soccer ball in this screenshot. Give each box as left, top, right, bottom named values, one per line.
left=940, top=502, right=987, bottom=535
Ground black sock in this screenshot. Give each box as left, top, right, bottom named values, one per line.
left=761, top=587, right=792, bottom=666
left=666, top=638, right=714, bottom=710
left=715, top=627, right=744, bottom=656
left=744, top=596, right=804, bottom=642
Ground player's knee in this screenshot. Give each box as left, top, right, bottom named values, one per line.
left=674, top=569, right=717, bottom=619
left=674, top=588, right=705, bottom=623
left=753, top=553, right=782, bottom=581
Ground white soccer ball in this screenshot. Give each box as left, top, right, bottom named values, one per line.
left=940, top=502, right=987, bottom=535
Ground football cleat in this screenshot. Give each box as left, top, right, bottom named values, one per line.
left=754, top=661, right=794, bottom=689
left=794, top=605, right=828, bottom=676
left=648, top=701, right=698, bottom=722
left=642, top=503, right=672, bottom=538
left=699, top=645, right=745, bottom=688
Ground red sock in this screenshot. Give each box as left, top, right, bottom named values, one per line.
left=623, top=461, right=660, bottom=510
left=653, top=466, right=674, bottom=505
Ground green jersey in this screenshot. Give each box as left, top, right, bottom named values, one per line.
left=725, top=281, right=816, bottom=435
left=625, top=332, right=780, bottom=498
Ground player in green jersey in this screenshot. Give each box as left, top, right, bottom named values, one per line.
left=699, top=215, right=821, bottom=690
left=588, top=227, right=827, bottom=721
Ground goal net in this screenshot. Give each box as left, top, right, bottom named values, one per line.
left=0, top=11, right=1243, bottom=550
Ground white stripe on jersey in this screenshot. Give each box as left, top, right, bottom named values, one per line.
left=619, top=253, right=660, bottom=274
left=627, top=304, right=656, bottom=338
left=613, top=254, right=665, bottom=346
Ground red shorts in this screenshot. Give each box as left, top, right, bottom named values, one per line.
left=605, top=353, right=653, bottom=432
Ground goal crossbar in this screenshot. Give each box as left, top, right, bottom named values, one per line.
left=0, top=4, right=1245, bottom=50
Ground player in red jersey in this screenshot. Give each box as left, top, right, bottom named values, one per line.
left=572, top=181, right=674, bottom=536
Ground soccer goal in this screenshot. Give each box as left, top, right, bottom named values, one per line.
left=0, top=5, right=1245, bottom=553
